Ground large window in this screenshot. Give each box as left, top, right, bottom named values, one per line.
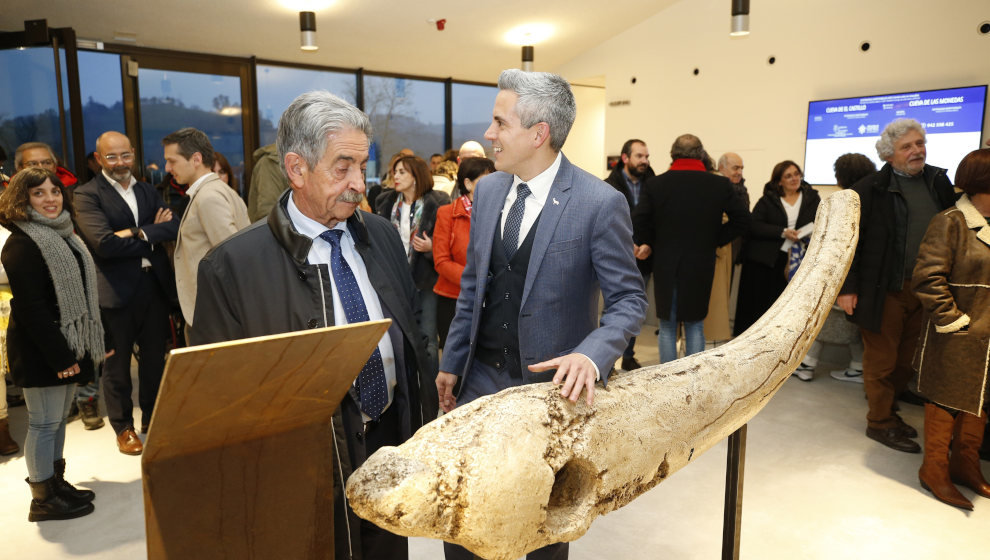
left=0, top=48, right=68, bottom=176
left=137, top=68, right=244, bottom=188
left=363, top=75, right=444, bottom=182
left=77, top=50, right=125, bottom=181
left=451, top=83, right=497, bottom=158
left=256, top=64, right=356, bottom=147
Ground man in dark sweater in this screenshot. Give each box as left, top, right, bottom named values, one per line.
left=838, top=118, right=956, bottom=453
left=604, top=138, right=654, bottom=370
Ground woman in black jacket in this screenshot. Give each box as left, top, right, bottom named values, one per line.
left=0, top=168, right=110, bottom=521
left=734, top=161, right=821, bottom=358
left=375, top=155, right=450, bottom=373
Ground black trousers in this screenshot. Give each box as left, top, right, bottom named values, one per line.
left=340, top=400, right=408, bottom=560
left=101, top=271, right=170, bottom=435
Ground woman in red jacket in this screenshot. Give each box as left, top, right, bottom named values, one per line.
left=433, top=157, right=494, bottom=349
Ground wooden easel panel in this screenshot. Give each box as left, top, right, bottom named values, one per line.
left=142, top=320, right=389, bottom=559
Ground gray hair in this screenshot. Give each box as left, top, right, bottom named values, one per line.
left=276, top=90, right=373, bottom=174
left=875, top=118, right=926, bottom=160
left=14, top=142, right=56, bottom=170
left=717, top=153, right=732, bottom=169
left=497, top=69, right=576, bottom=152
left=670, top=134, right=706, bottom=160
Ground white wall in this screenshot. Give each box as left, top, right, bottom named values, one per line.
left=564, top=84, right=607, bottom=176
left=555, top=0, right=990, bottom=205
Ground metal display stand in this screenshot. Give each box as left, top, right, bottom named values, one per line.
left=142, top=320, right=390, bottom=560
left=721, top=424, right=748, bottom=560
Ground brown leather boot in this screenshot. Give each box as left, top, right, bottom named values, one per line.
left=0, top=417, right=19, bottom=455
left=949, top=411, right=990, bottom=498
left=919, top=403, right=973, bottom=510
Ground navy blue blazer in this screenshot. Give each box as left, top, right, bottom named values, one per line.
left=439, top=154, right=647, bottom=387
left=74, top=173, right=179, bottom=308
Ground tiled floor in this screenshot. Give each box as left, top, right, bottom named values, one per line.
left=2, top=339, right=988, bottom=559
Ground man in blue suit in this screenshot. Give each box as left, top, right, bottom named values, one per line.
left=75, top=131, right=178, bottom=456
left=436, top=70, right=647, bottom=560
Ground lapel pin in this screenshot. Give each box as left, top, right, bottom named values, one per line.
left=552, top=198, right=559, bottom=205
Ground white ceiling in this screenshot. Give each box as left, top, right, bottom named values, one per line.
left=1, top=0, right=680, bottom=84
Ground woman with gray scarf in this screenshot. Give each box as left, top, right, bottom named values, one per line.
left=0, top=168, right=110, bottom=521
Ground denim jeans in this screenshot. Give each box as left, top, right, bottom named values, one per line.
left=75, top=370, right=100, bottom=404
left=658, top=289, right=705, bottom=363
left=22, top=384, right=74, bottom=482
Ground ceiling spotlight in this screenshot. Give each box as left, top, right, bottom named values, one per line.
left=300, top=11, right=318, bottom=51
left=730, top=0, right=750, bottom=37
left=521, top=46, right=534, bottom=72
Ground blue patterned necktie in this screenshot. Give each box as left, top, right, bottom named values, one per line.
left=318, top=229, right=388, bottom=421
left=502, top=183, right=531, bottom=259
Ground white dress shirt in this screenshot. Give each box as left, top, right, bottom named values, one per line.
left=103, top=170, right=151, bottom=268
left=499, top=151, right=563, bottom=249
left=286, top=194, right=397, bottom=413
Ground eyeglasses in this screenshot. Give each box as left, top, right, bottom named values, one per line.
left=103, top=153, right=134, bottom=164
left=24, top=159, right=56, bottom=168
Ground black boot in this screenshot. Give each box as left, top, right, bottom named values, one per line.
left=26, top=476, right=95, bottom=521
left=79, top=398, right=104, bottom=430
left=0, top=417, right=19, bottom=455
left=53, top=459, right=95, bottom=504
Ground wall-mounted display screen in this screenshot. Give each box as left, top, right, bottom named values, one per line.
left=804, top=85, right=986, bottom=184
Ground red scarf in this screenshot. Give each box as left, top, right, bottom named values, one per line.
left=669, top=158, right=707, bottom=172
left=460, top=195, right=473, bottom=217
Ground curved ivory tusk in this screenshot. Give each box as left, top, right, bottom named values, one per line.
left=346, top=190, right=861, bottom=560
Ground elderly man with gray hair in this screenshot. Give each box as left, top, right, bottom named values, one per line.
left=191, top=90, right=433, bottom=560
left=837, top=118, right=956, bottom=454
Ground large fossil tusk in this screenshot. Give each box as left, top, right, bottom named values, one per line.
left=346, top=190, right=860, bottom=560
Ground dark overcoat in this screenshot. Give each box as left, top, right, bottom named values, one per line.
left=191, top=190, right=432, bottom=560
left=841, top=163, right=956, bottom=332
left=633, top=166, right=750, bottom=321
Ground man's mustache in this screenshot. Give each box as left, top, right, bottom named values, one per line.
left=338, top=190, right=363, bottom=203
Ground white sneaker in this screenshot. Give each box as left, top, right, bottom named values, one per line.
left=830, top=367, right=864, bottom=383
left=792, top=363, right=814, bottom=382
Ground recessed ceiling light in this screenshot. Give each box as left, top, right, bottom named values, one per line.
left=278, top=0, right=334, bottom=11
left=504, top=23, right=554, bottom=46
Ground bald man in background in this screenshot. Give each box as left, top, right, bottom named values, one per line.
left=74, top=131, right=178, bottom=456
left=458, top=140, right=487, bottom=161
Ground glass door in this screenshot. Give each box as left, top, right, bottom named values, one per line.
left=0, top=23, right=85, bottom=182
left=120, top=51, right=256, bottom=196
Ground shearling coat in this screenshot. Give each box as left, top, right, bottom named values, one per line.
left=912, top=194, right=990, bottom=414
